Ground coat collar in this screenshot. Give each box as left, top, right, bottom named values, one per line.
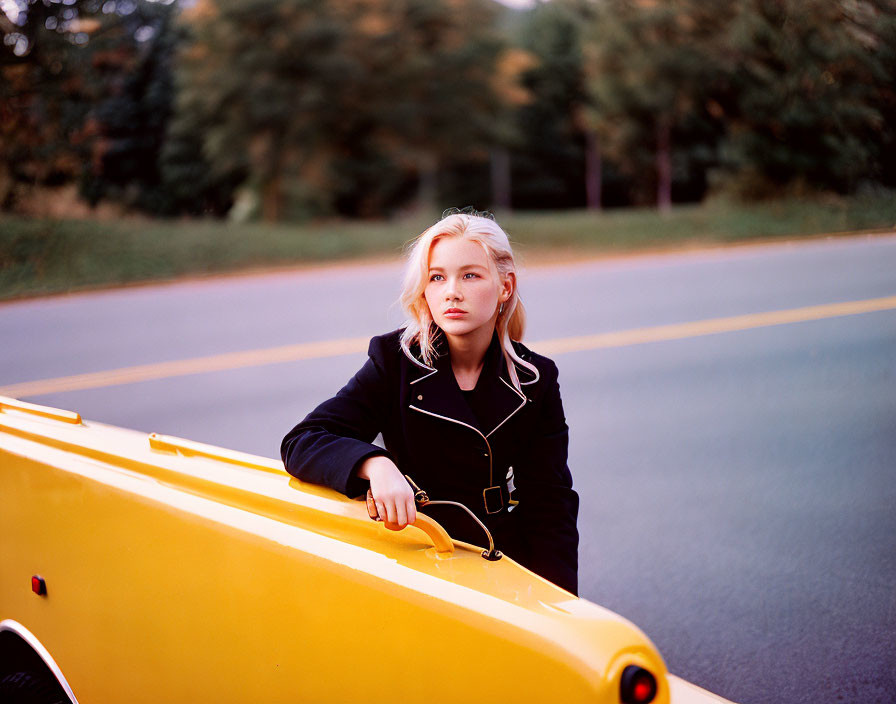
left=406, top=332, right=529, bottom=438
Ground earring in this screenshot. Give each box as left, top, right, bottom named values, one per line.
left=499, top=302, right=505, bottom=315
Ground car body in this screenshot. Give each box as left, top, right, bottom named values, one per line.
left=0, top=395, right=734, bottom=703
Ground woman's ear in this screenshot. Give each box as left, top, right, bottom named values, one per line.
left=500, top=271, right=516, bottom=303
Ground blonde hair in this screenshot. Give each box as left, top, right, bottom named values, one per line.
left=399, top=213, right=539, bottom=391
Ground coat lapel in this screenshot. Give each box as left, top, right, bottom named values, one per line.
left=407, top=334, right=528, bottom=437
left=408, top=351, right=479, bottom=431
left=471, top=336, right=528, bottom=437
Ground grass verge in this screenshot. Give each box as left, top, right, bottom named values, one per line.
left=2, top=193, right=894, bottom=301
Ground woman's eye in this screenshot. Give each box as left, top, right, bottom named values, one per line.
left=429, top=274, right=444, bottom=282
left=463, top=272, right=478, bottom=279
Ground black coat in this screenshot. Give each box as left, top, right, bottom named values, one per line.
left=281, top=329, right=579, bottom=595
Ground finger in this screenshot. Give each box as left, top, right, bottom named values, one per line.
left=383, top=497, right=397, bottom=525
left=396, top=501, right=409, bottom=528
left=406, top=497, right=417, bottom=524
left=374, top=499, right=385, bottom=521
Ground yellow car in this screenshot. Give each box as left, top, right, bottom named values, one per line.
left=0, top=395, right=733, bottom=703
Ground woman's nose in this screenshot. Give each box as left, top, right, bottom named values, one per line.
left=445, top=278, right=462, bottom=300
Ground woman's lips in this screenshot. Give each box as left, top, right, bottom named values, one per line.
left=444, top=309, right=467, bottom=318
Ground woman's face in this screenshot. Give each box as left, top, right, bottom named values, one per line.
left=424, top=236, right=512, bottom=342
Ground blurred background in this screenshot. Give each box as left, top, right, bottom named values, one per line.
left=2, top=0, right=896, bottom=296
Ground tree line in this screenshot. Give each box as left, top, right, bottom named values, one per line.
left=2, top=0, right=895, bottom=221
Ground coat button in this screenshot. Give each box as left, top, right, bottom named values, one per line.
left=417, top=394, right=423, bottom=400
left=483, top=452, right=489, bottom=458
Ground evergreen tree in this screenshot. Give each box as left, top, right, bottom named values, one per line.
left=170, top=0, right=507, bottom=220
left=512, top=0, right=592, bottom=210
left=1, top=0, right=102, bottom=210
left=81, top=0, right=182, bottom=212
left=585, top=0, right=729, bottom=208
left=716, top=0, right=896, bottom=195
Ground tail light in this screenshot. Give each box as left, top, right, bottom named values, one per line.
left=620, top=665, right=657, bottom=704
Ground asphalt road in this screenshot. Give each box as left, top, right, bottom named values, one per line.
left=2, top=233, right=895, bottom=704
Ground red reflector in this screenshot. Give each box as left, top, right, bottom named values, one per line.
left=633, top=680, right=653, bottom=702
left=621, top=665, right=657, bottom=704
left=31, top=575, right=47, bottom=596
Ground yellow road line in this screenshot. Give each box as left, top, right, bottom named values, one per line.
left=530, top=294, right=896, bottom=356
left=2, top=295, right=894, bottom=398
left=0, top=337, right=370, bottom=398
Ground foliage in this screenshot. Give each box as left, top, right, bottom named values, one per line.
left=170, top=0, right=507, bottom=220
left=0, top=0, right=100, bottom=209
left=0, top=0, right=212, bottom=214
left=79, top=0, right=185, bottom=212
left=582, top=0, right=896, bottom=203
left=4, top=0, right=896, bottom=218
left=716, top=0, right=896, bottom=196
left=586, top=1, right=736, bottom=206
left=511, top=0, right=590, bottom=209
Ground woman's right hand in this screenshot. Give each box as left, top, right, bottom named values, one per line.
left=357, top=455, right=417, bottom=530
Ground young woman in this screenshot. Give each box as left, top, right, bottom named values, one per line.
left=281, top=209, right=579, bottom=594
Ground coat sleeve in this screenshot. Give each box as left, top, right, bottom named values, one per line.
left=280, top=337, right=392, bottom=497
left=514, top=359, right=579, bottom=595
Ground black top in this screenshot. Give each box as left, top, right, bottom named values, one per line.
left=281, top=329, right=579, bottom=594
